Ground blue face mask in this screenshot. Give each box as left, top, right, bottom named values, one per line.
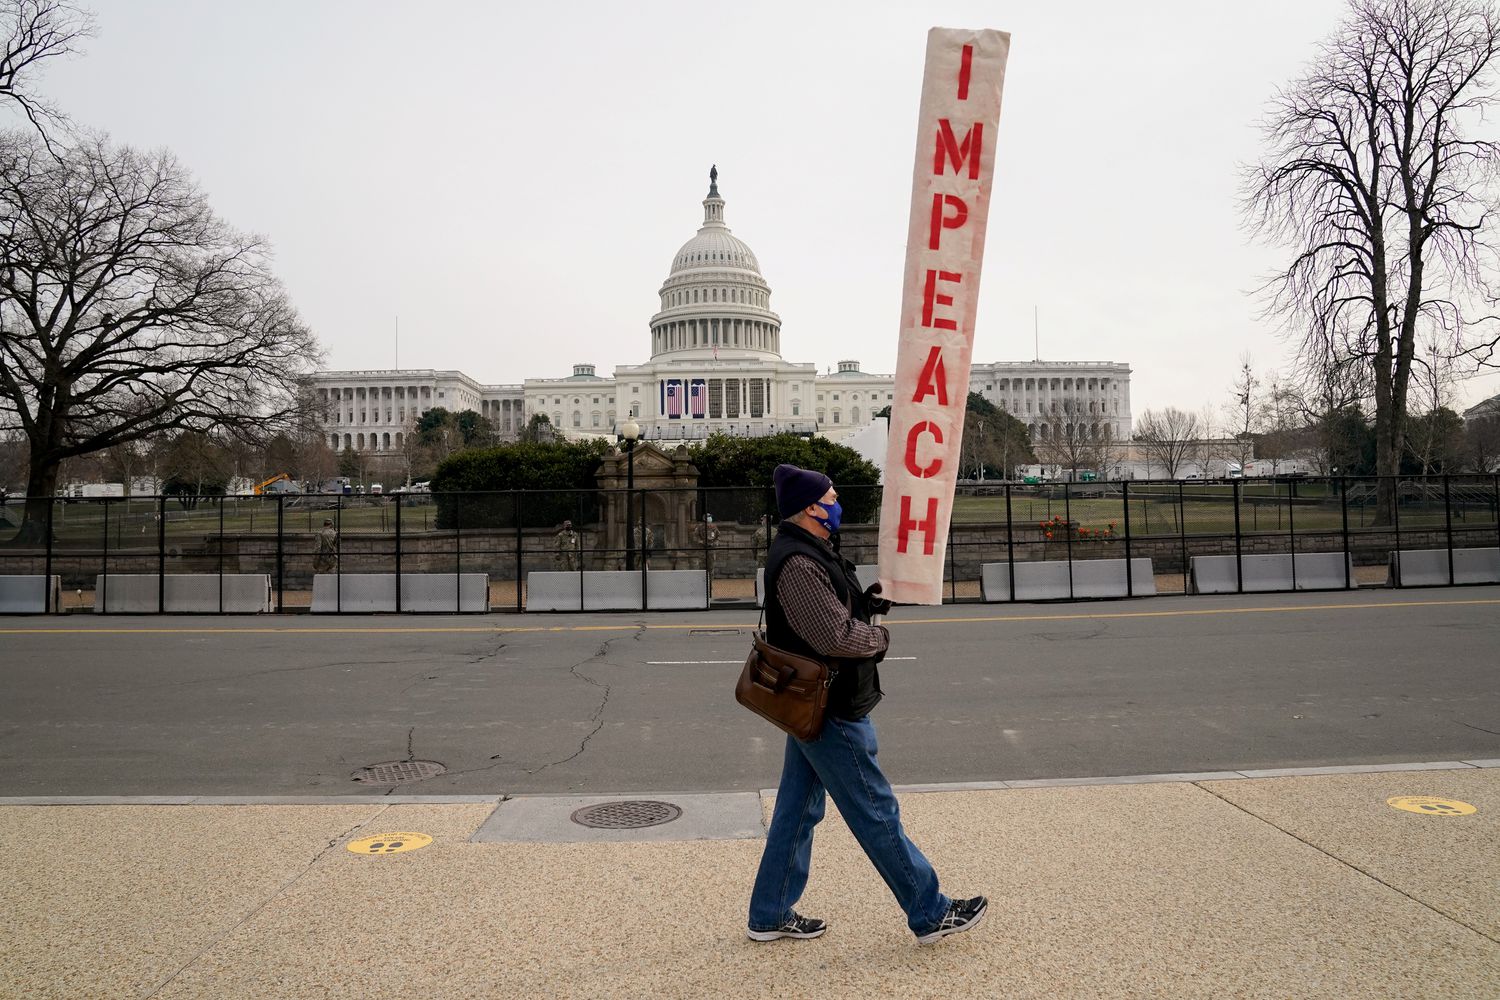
left=815, top=500, right=842, bottom=533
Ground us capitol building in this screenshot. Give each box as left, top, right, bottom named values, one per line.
left=306, top=170, right=1133, bottom=457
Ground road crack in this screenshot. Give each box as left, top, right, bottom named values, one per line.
left=1458, top=720, right=1500, bottom=736
left=523, top=629, right=640, bottom=775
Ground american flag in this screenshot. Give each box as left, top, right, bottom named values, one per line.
left=666, top=380, right=682, bottom=418
left=689, top=380, right=706, bottom=418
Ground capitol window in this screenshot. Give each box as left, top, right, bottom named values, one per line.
left=792, top=401, right=800, bottom=416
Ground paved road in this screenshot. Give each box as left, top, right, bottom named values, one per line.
left=2, top=588, right=1498, bottom=795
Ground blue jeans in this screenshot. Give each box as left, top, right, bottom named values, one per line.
left=748, top=715, right=949, bottom=936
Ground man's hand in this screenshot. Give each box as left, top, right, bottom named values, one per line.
left=863, top=582, right=893, bottom=617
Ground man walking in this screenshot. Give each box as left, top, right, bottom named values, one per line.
left=747, top=464, right=986, bottom=945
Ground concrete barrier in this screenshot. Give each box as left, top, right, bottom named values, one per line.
left=756, top=564, right=879, bottom=607
left=94, top=574, right=273, bottom=613
left=1388, top=547, right=1500, bottom=587
left=311, top=573, right=488, bottom=612
left=526, top=570, right=708, bottom=612
left=0, top=575, right=61, bottom=613
left=1189, top=553, right=1353, bottom=594
left=981, top=559, right=1156, bottom=602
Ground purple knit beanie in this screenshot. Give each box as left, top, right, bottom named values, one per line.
left=773, top=464, right=832, bottom=519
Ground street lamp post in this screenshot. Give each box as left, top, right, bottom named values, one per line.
left=622, top=419, right=640, bottom=570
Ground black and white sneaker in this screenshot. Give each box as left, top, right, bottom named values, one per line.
left=746, top=912, right=827, bottom=942
left=915, top=896, right=988, bottom=944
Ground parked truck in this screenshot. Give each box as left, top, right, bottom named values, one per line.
left=59, top=482, right=126, bottom=499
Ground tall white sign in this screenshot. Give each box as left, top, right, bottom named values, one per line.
left=878, top=27, right=1011, bottom=606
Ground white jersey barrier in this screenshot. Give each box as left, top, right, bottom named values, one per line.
left=1388, top=547, right=1500, bottom=587
left=981, top=559, right=1155, bottom=602
left=311, top=573, right=488, bottom=613
left=94, top=574, right=273, bottom=613
left=0, top=575, right=62, bottom=613
left=526, top=570, right=707, bottom=612
left=1189, top=554, right=1353, bottom=594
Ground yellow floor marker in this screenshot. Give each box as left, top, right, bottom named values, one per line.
left=1387, top=796, right=1477, bottom=816
left=346, top=832, right=433, bottom=855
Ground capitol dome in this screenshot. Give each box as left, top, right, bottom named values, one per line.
left=649, top=167, right=781, bottom=361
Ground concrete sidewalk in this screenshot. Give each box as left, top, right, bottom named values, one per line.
left=3, top=768, right=1498, bottom=999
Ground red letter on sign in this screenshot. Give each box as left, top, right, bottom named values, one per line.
left=928, top=194, right=969, bottom=251
left=933, top=119, right=983, bottom=179
left=957, top=44, right=973, bottom=100
left=922, top=270, right=961, bottom=330
left=904, top=421, right=944, bottom=478
left=896, top=495, right=941, bottom=555
left=912, top=346, right=949, bottom=405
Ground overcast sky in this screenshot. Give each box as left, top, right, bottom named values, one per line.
left=21, top=0, right=1500, bottom=421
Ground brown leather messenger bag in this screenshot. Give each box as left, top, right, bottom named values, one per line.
left=734, top=610, right=837, bottom=742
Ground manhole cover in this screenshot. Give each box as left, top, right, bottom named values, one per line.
left=351, top=760, right=447, bottom=784
left=570, top=800, right=682, bottom=829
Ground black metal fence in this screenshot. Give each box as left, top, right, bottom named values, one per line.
left=0, top=475, right=1496, bottom=613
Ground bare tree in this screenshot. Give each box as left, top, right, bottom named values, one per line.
left=1032, top=399, right=1114, bottom=480
left=1257, top=371, right=1303, bottom=473
left=1247, top=0, right=1500, bottom=521
left=153, top=429, right=232, bottom=507
left=1224, top=357, right=1259, bottom=471
left=1133, top=407, right=1202, bottom=479
left=0, top=132, right=321, bottom=540
left=0, top=421, right=23, bottom=490
left=1405, top=338, right=1461, bottom=471
left=1464, top=407, right=1500, bottom=470
left=0, top=1, right=92, bottom=151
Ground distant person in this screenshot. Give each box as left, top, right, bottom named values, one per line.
left=631, top=523, right=654, bottom=568
left=694, top=513, right=719, bottom=573
left=746, top=463, right=987, bottom=946
left=554, top=520, right=580, bottom=571
left=313, top=518, right=338, bottom=573
left=753, top=514, right=770, bottom=555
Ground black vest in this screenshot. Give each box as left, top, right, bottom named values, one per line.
left=764, top=521, right=883, bottom=720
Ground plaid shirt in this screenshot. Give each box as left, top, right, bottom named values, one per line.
left=774, top=548, right=889, bottom=659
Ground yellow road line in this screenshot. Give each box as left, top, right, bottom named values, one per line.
left=0, top=597, right=1495, bottom=636
left=891, top=597, right=1500, bottom=625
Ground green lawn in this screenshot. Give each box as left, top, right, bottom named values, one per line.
left=17, top=498, right=439, bottom=547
